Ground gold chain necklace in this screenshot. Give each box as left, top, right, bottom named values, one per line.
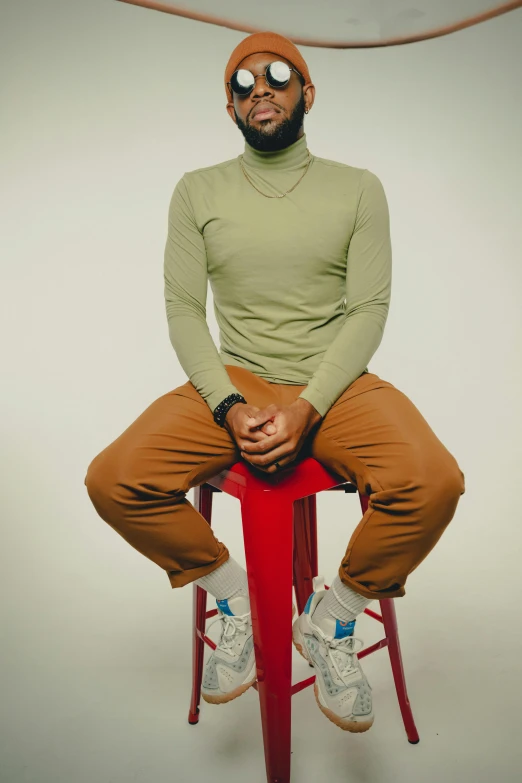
left=239, top=149, right=312, bottom=198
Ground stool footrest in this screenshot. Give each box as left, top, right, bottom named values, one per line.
left=195, top=628, right=217, bottom=651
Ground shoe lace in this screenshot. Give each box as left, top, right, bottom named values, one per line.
left=206, top=610, right=251, bottom=653
left=321, top=633, right=365, bottom=681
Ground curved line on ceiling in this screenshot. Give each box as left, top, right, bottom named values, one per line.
left=115, top=0, right=522, bottom=47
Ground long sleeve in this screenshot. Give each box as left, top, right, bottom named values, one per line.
left=297, top=169, right=392, bottom=418
left=164, top=175, right=243, bottom=414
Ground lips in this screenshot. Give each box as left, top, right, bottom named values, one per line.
left=252, top=104, right=279, bottom=120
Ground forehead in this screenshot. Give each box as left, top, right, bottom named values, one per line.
left=236, top=51, right=293, bottom=71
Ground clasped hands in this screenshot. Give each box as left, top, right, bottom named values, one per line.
left=224, top=397, right=322, bottom=474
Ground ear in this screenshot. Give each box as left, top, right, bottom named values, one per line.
left=303, top=82, right=315, bottom=112
left=226, top=102, right=237, bottom=124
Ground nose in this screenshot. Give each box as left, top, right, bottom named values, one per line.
left=251, top=73, right=274, bottom=97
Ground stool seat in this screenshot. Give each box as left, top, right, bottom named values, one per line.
left=202, top=455, right=354, bottom=498
left=187, top=457, right=419, bottom=783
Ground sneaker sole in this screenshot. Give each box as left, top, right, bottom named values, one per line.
left=201, top=604, right=298, bottom=705
left=292, top=623, right=374, bottom=733
left=201, top=665, right=257, bottom=704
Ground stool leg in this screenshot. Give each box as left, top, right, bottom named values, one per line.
left=358, top=490, right=420, bottom=743
left=380, top=599, right=420, bottom=744
left=241, top=494, right=295, bottom=783
left=293, top=495, right=318, bottom=614
left=188, top=485, right=213, bottom=725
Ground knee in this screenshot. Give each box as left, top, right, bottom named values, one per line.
left=84, top=450, right=137, bottom=511
left=444, top=456, right=465, bottom=497
left=84, top=451, right=139, bottom=519
left=85, top=447, right=184, bottom=510
left=84, top=448, right=155, bottom=534
left=430, top=454, right=465, bottom=505
left=84, top=452, right=113, bottom=508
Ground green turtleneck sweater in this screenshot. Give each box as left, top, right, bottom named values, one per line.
left=164, top=133, right=392, bottom=418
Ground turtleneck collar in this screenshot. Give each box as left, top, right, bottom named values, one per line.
left=241, top=133, right=309, bottom=171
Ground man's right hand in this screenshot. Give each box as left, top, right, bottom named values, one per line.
left=224, top=402, right=276, bottom=450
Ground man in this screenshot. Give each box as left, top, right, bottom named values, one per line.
left=85, top=31, right=465, bottom=733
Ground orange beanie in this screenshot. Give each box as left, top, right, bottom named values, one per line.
left=224, top=31, right=312, bottom=103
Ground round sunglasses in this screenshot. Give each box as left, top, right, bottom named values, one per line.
left=227, top=61, right=302, bottom=97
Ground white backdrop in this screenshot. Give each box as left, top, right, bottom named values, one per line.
left=2, top=1, right=521, bottom=782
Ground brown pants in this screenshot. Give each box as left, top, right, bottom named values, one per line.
left=84, top=365, right=465, bottom=601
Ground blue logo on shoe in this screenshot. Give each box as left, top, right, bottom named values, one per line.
left=216, top=598, right=234, bottom=616
left=334, top=619, right=356, bottom=639
left=304, top=593, right=314, bottom=614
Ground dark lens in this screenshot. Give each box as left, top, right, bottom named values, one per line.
left=231, top=68, right=254, bottom=95
left=267, top=61, right=291, bottom=88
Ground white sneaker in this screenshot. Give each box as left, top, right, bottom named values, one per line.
left=201, top=594, right=297, bottom=704
left=292, top=575, right=374, bottom=732
left=201, top=594, right=256, bottom=704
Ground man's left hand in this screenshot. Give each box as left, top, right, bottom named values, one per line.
left=239, top=398, right=322, bottom=474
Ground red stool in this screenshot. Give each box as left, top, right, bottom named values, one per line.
left=188, top=456, right=419, bottom=783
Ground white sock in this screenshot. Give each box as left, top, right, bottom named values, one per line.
left=194, top=556, right=249, bottom=602
left=312, top=574, right=373, bottom=625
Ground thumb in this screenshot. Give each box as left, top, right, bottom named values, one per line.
left=247, top=409, right=270, bottom=428
left=246, top=407, right=261, bottom=424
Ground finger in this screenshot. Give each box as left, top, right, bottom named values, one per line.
left=247, top=425, right=277, bottom=441
left=241, top=428, right=275, bottom=444
left=240, top=446, right=289, bottom=467
left=247, top=417, right=273, bottom=431
left=251, top=422, right=277, bottom=437
left=241, top=433, right=283, bottom=454
left=247, top=406, right=277, bottom=430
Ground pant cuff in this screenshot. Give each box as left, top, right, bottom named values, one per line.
left=168, top=546, right=230, bottom=589
left=338, top=566, right=406, bottom=600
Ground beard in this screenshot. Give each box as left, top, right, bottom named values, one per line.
left=234, top=90, right=306, bottom=152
